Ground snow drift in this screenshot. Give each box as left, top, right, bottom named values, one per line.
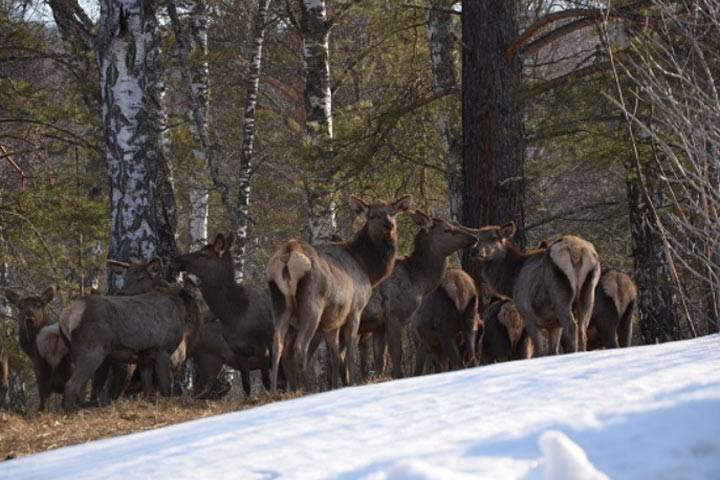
left=3, top=335, right=720, bottom=479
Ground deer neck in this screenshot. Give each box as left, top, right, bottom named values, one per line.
left=404, top=233, right=450, bottom=296
left=345, top=224, right=398, bottom=286
left=481, top=243, right=532, bottom=297
left=197, top=260, right=247, bottom=321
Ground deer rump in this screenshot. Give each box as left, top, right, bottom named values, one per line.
left=60, top=293, right=184, bottom=361
left=514, top=236, right=599, bottom=331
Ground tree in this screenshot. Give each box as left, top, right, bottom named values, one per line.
left=461, top=0, right=525, bottom=280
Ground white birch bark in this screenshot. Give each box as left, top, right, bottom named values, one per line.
left=301, top=0, right=336, bottom=245
left=426, top=0, right=462, bottom=222
left=95, top=0, right=179, bottom=290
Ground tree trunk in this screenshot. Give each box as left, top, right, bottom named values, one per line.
left=187, top=0, right=210, bottom=252
left=461, top=0, right=526, bottom=279
left=300, top=0, right=336, bottom=245
left=96, top=0, right=179, bottom=290
left=627, top=173, right=682, bottom=343
left=426, top=0, right=462, bottom=222
left=235, top=0, right=272, bottom=281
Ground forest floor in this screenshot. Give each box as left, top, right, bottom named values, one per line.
left=0, top=393, right=304, bottom=460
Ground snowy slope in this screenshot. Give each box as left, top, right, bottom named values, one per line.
left=3, top=335, right=720, bottom=480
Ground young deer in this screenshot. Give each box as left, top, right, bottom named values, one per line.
left=267, top=195, right=411, bottom=392
left=471, top=222, right=600, bottom=355
left=176, top=233, right=275, bottom=396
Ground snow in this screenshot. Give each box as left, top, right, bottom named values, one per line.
left=3, top=335, right=720, bottom=480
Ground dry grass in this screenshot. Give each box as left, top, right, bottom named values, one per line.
left=0, top=392, right=304, bottom=460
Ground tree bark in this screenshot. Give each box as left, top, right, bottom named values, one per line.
left=96, top=0, right=179, bottom=289
left=627, top=173, right=682, bottom=343
left=425, top=0, right=462, bottom=222
left=461, top=0, right=526, bottom=278
left=187, top=0, right=210, bottom=252
left=235, top=0, right=272, bottom=281
left=300, top=0, right=336, bottom=245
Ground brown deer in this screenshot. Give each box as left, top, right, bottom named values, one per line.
left=476, top=283, right=533, bottom=364
left=59, top=259, right=185, bottom=411
left=359, top=211, right=479, bottom=379
left=176, top=233, right=275, bottom=396
left=107, top=258, right=204, bottom=393
left=5, top=287, right=73, bottom=411
left=471, top=222, right=601, bottom=355
left=267, top=195, right=412, bottom=392
left=411, top=268, right=480, bottom=375
left=587, top=269, right=637, bottom=349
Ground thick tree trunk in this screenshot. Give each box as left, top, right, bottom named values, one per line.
left=96, top=0, right=179, bottom=290
left=627, top=174, right=682, bottom=343
left=301, top=0, right=336, bottom=245
left=235, top=0, right=272, bottom=281
left=187, top=0, right=210, bottom=252
left=461, top=0, right=526, bottom=278
left=426, top=0, right=461, bottom=222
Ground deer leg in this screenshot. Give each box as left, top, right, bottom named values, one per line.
left=599, top=321, right=620, bottom=349
left=439, top=331, right=462, bottom=370
left=413, top=342, right=427, bottom=376
left=271, top=310, right=290, bottom=394
left=139, top=363, right=155, bottom=398
left=358, top=333, right=371, bottom=382
left=372, top=326, right=388, bottom=377
left=618, top=301, right=635, bottom=348
left=155, top=351, right=172, bottom=397
left=549, top=328, right=563, bottom=355
left=34, top=359, right=52, bottom=413
left=237, top=355, right=251, bottom=397
left=293, top=302, right=322, bottom=392
left=521, top=316, right=545, bottom=357
left=64, top=348, right=105, bottom=412
left=324, top=330, right=341, bottom=389
left=341, top=311, right=362, bottom=386
left=261, top=353, right=271, bottom=392
left=386, top=317, right=405, bottom=379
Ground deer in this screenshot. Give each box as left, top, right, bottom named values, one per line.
left=176, top=233, right=275, bottom=397
left=471, top=222, right=601, bottom=355
left=411, top=268, right=480, bottom=375
left=586, top=269, right=637, bottom=349
left=358, top=211, right=480, bottom=379
left=106, top=258, right=205, bottom=393
left=5, top=287, right=73, bottom=412
left=267, top=194, right=412, bottom=392
left=476, top=283, right=533, bottom=364
left=59, top=259, right=185, bottom=411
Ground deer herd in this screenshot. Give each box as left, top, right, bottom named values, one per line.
left=1, top=194, right=638, bottom=413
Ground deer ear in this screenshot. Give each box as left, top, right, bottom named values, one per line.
left=40, top=286, right=56, bottom=305
left=499, top=222, right=516, bottom=240
left=410, top=210, right=433, bottom=229
left=537, top=240, right=549, bottom=249
left=5, top=289, right=20, bottom=306
left=348, top=195, right=368, bottom=215
left=146, top=257, right=163, bottom=278
left=213, top=233, right=227, bottom=255
left=393, top=195, right=412, bottom=213
left=107, top=260, right=130, bottom=274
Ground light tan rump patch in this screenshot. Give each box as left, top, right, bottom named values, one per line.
left=497, top=301, right=523, bottom=347
left=549, top=236, right=599, bottom=294
left=59, top=299, right=86, bottom=340
left=440, top=269, right=476, bottom=313
left=36, top=323, right=69, bottom=368
left=267, top=240, right=312, bottom=298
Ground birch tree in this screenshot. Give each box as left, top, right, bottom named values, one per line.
left=300, top=0, right=336, bottom=245
left=425, top=0, right=461, bottom=222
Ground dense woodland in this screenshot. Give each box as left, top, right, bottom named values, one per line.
left=1, top=0, right=718, bottom=414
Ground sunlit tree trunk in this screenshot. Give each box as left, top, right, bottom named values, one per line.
left=96, top=0, right=179, bottom=290
left=301, top=0, right=336, bottom=245
left=461, top=0, right=526, bottom=279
